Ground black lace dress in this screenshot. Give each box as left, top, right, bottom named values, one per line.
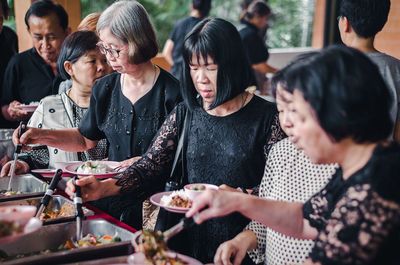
left=303, top=143, right=400, bottom=265
left=116, top=96, right=285, bottom=263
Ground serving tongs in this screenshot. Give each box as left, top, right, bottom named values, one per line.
left=163, top=214, right=198, bottom=242
left=132, top=214, right=199, bottom=249
left=35, top=169, right=63, bottom=218
left=73, top=176, right=84, bottom=243
left=7, top=121, right=26, bottom=191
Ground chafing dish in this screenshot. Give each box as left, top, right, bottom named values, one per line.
left=0, top=174, right=47, bottom=201
left=0, top=219, right=135, bottom=265
left=0, top=195, right=94, bottom=224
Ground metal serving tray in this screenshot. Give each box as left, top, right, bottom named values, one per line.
left=0, top=195, right=95, bottom=225
left=0, top=174, right=47, bottom=202
left=0, top=219, right=135, bottom=265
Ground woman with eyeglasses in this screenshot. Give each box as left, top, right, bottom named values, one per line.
left=11, top=1, right=181, bottom=229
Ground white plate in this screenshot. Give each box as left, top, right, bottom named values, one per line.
left=150, top=191, right=191, bottom=214
left=127, top=252, right=203, bottom=265
left=64, top=161, right=124, bottom=178
left=15, top=105, right=38, bottom=112
left=31, top=168, right=73, bottom=178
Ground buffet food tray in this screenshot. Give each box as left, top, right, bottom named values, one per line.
left=0, top=219, right=135, bottom=265
left=0, top=175, right=47, bottom=202
left=0, top=195, right=95, bottom=225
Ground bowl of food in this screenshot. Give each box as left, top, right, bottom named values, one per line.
left=184, top=183, right=218, bottom=201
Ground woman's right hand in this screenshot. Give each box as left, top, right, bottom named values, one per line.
left=12, top=125, right=40, bottom=146
left=0, top=160, right=30, bottom=177
left=65, top=176, right=119, bottom=202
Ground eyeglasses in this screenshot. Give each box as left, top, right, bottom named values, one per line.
left=96, top=43, right=128, bottom=59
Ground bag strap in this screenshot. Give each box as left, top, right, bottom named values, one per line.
left=169, top=109, right=192, bottom=181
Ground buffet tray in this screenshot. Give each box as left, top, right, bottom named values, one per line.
left=0, top=219, right=135, bottom=265
left=0, top=174, right=47, bottom=202
left=0, top=195, right=95, bottom=225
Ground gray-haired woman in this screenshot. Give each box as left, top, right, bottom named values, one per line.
left=13, top=0, right=182, bottom=229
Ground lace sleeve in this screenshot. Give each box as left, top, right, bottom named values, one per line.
left=264, top=113, right=286, bottom=158
left=115, top=108, right=180, bottom=198
left=309, top=184, right=400, bottom=265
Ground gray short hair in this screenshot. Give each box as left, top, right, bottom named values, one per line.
left=97, top=0, right=158, bottom=64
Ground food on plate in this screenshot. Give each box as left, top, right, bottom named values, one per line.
left=0, top=220, right=23, bottom=237
left=187, top=184, right=205, bottom=191
left=76, top=161, right=113, bottom=174
left=133, top=229, right=187, bottom=265
left=160, top=190, right=192, bottom=208
left=62, top=233, right=121, bottom=249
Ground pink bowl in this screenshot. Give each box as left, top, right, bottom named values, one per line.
left=184, top=183, right=218, bottom=201
left=0, top=205, right=37, bottom=225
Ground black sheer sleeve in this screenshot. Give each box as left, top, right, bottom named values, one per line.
left=265, top=113, right=286, bottom=158
left=115, top=106, right=182, bottom=199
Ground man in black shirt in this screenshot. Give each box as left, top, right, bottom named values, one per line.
left=1, top=0, right=69, bottom=127
left=0, top=0, right=18, bottom=128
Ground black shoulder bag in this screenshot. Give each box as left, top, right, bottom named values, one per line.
left=164, top=109, right=191, bottom=191
left=155, top=109, right=192, bottom=254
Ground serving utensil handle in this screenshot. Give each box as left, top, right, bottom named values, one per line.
left=35, top=169, right=63, bottom=218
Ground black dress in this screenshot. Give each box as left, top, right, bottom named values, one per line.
left=303, top=143, right=400, bottom=265
left=115, top=96, right=285, bottom=263
left=78, top=69, right=182, bottom=229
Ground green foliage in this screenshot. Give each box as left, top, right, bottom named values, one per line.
left=6, top=0, right=315, bottom=49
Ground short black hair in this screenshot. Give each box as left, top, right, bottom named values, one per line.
left=339, top=0, right=390, bottom=38
left=182, top=18, right=254, bottom=110
left=285, top=45, right=393, bottom=143
left=57, top=31, right=99, bottom=80
left=193, top=0, right=212, bottom=17
left=25, top=0, right=69, bottom=31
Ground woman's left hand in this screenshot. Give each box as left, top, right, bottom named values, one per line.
left=65, top=176, right=116, bottom=202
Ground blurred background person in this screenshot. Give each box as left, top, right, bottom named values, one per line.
left=12, top=1, right=181, bottom=229
left=1, top=30, right=109, bottom=177
left=239, top=0, right=276, bottom=95
left=1, top=0, right=70, bottom=127
left=188, top=46, right=400, bottom=265
left=162, top=0, right=211, bottom=82
left=0, top=0, right=18, bottom=129
left=337, top=0, right=400, bottom=141
left=77, top=12, right=101, bottom=32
